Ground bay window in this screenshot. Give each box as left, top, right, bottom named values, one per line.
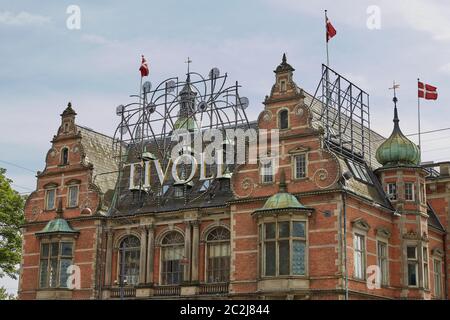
left=39, top=241, right=73, bottom=288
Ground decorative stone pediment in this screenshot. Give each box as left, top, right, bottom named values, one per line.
left=432, top=247, right=444, bottom=257
left=376, top=227, right=391, bottom=239
left=403, top=230, right=429, bottom=242
left=352, top=218, right=370, bottom=231
left=288, top=145, right=310, bottom=154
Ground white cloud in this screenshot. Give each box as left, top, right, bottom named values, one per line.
left=0, top=11, right=50, bottom=26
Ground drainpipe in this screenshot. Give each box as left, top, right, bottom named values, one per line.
left=342, top=189, right=349, bottom=300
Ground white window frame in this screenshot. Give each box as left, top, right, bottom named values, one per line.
left=433, top=258, right=442, bottom=298
left=404, top=182, right=415, bottom=201
left=45, top=188, right=56, bottom=211
left=293, top=154, right=307, bottom=179
left=407, top=245, right=419, bottom=287
left=377, top=240, right=389, bottom=286
left=423, top=246, right=429, bottom=290
left=260, top=159, right=274, bottom=184
left=387, top=183, right=397, bottom=201
left=67, top=185, right=79, bottom=208
left=353, top=233, right=366, bottom=280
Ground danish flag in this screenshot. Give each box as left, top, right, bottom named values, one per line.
left=139, top=55, right=149, bottom=77
left=326, top=17, right=337, bottom=42
left=418, top=81, right=438, bottom=100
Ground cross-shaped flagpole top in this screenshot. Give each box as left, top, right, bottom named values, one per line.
left=389, top=80, right=400, bottom=103
left=185, top=57, right=192, bottom=74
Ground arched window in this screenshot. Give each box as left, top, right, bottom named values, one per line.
left=279, top=109, right=289, bottom=129
left=161, top=231, right=184, bottom=285
left=206, top=227, right=230, bottom=283
left=118, top=236, right=140, bottom=286
left=61, top=148, right=69, bottom=165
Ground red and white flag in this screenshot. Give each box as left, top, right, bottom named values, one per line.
left=139, top=55, right=149, bottom=77
left=326, top=17, right=337, bottom=42
left=418, top=81, right=438, bottom=100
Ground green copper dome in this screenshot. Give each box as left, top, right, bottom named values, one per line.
left=36, top=218, right=78, bottom=236
left=173, top=117, right=198, bottom=131
left=376, top=104, right=420, bottom=167
left=255, top=169, right=310, bottom=213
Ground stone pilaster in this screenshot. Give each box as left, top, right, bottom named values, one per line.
left=139, top=226, right=148, bottom=284
left=104, top=228, right=114, bottom=286
left=184, top=221, right=192, bottom=282
left=191, top=221, right=200, bottom=282
left=146, top=224, right=155, bottom=285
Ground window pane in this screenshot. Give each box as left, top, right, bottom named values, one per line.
left=51, top=242, right=59, bottom=257
left=61, top=242, right=73, bottom=256
left=293, top=222, right=305, bottom=238
left=59, top=259, right=72, bottom=288
left=265, top=223, right=275, bottom=239
left=278, top=222, right=290, bottom=238
left=292, top=241, right=306, bottom=275
left=408, top=263, right=417, bottom=286
left=41, top=243, right=49, bottom=258
left=278, top=240, right=290, bottom=275
left=407, top=246, right=416, bottom=259
left=50, top=258, right=58, bottom=287
left=279, top=110, right=288, bottom=129
left=39, top=260, right=48, bottom=288
left=295, top=155, right=306, bottom=179
left=265, top=242, right=275, bottom=276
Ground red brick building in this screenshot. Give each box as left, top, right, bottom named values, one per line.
left=18, top=56, right=449, bottom=299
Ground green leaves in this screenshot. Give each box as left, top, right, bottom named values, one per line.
left=0, top=168, right=25, bottom=280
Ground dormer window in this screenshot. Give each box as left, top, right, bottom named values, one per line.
left=279, top=109, right=289, bottom=130
left=61, top=148, right=69, bottom=165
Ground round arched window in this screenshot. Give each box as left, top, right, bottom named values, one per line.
left=161, top=231, right=184, bottom=285
left=118, top=236, right=140, bottom=286
left=206, top=227, right=230, bottom=283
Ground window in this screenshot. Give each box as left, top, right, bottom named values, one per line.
left=347, top=160, right=372, bottom=184
left=118, top=236, right=140, bottom=286
left=45, top=189, right=56, bottom=210
left=405, top=183, right=414, bottom=201
left=261, top=159, right=273, bottom=183
left=387, top=183, right=397, bottom=201
left=61, top=148, right=69, bottom=165
left=407, top=246, right=418, bottom=286
left=423, top=247, right=429, bottom=289
left=161, top=231, right=184, bottom=285
left=39, top=241, right=73, bottom=288
left=261, top=221, right=306, bottom=277
left=420, top=184, right=425, bottom=203
left=174, top=186, right=184, bottom=198
left=279, top=110, right=289, bottom=129
left=206, top=227, right=230, bottom=283
left=434, top=259, right=442, bottom=298
left=377, top=241, right=388, bottom=285
left=353, top=234, right=366, bottom=279
left=67, top=185, right=79, bottom=208
left=294, top=154, right=306, bottom=179
left=280, top=80, right=286, bottom=92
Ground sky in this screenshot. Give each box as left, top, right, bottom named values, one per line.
left=2, top=0, right=450, bottom=295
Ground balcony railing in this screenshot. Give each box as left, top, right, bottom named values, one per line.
left=110, top=287, right=136, bottom=298
left=199, top=282, right=229, bottom=295
left=154, top=286, right=181, bottom=297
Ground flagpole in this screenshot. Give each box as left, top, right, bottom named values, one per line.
left=417, top=77, right=422, bottom=162
left=325, top=10, right=329, bottom=66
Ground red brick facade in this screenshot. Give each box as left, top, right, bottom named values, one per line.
left=18, top=58, right=448, bottom=300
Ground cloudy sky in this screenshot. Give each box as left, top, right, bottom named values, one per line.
left=2, top=0, right=450, bottom=295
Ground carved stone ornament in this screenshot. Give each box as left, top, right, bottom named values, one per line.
left=352, top=218, right=370, bottom=231
left=376, top=227, right=391, bottom=239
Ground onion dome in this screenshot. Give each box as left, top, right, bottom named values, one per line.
left=375, top=98, right=420, bottom=167
left=254, top=170, right=310, bottom=214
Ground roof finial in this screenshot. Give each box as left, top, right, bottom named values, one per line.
left=56, top=198, right=63, bottom=218
left=389, top=81, right=400, bottom=125
left=185, top=56, right=192, bottom=75
left=282, top=53, right=287, bottom=64
left=279, top=169, right=287, bottom=192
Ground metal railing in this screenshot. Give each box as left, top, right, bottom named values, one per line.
left=110, top=287, right=136, bottom=298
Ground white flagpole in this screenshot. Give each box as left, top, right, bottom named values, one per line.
left=417, top=78, right=422, bottom=162
left=325, top=10, right=329, bottom=66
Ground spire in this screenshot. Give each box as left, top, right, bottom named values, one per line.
left=61, top=102, right=77, bottom=117
left=274, top=53, right=295, bottom=73
left=390, top=81, right=400, bottom=128
left=279, top=169, right=287, bottom=192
